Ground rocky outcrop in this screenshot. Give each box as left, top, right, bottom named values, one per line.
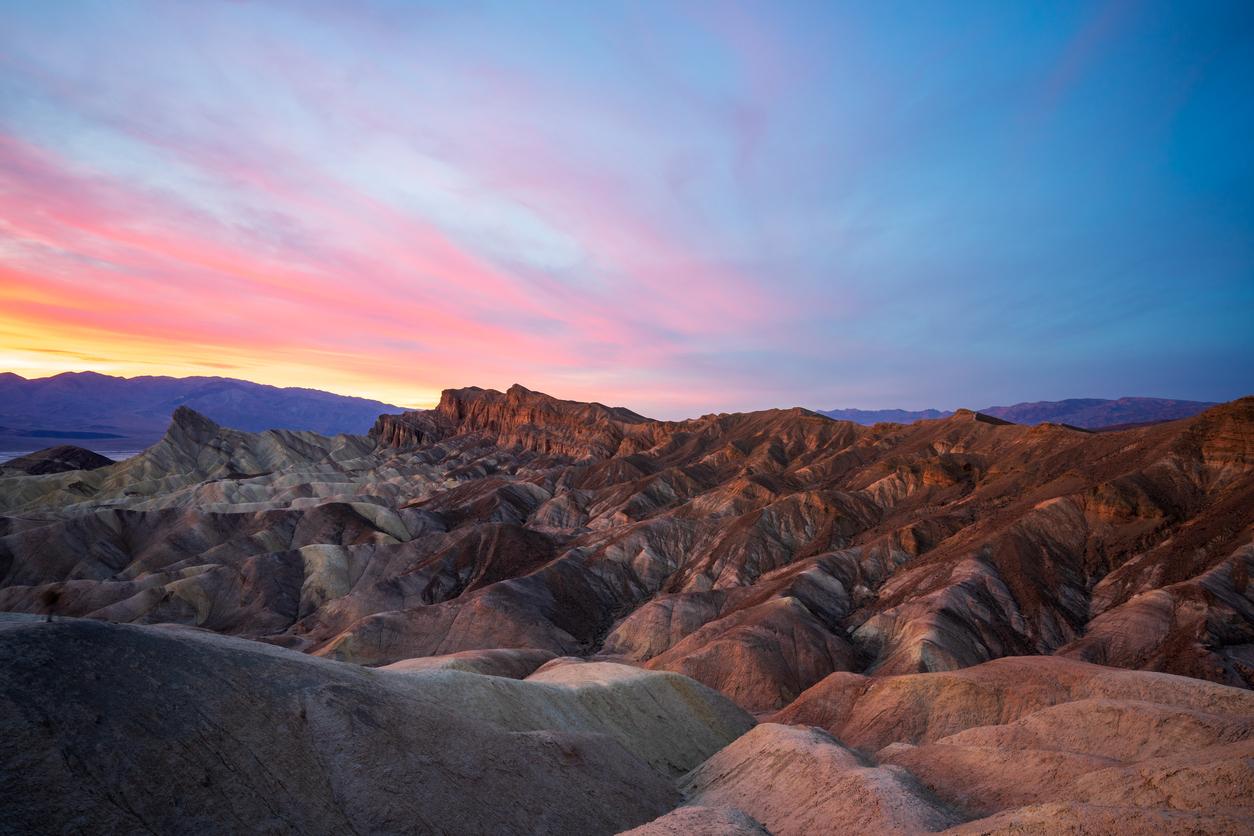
left=374, top=384, right=660, bottom=460
left=368, top=407, right=455, bottom=449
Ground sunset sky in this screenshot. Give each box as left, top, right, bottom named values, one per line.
left=2, top=1, right=1251, bottom=418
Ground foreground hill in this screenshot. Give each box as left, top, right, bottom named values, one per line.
left=0, top=617, right=750, bottom=834
left=1, top=384, right=1250, bottom=711
left=0, top=371, right=402, bottom=451
left=820, top=396, right=1217, bottom=428
left=3, top=617, right=1250, bottom=834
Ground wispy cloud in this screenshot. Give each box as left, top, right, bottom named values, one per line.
left=0, top=1, right=1250, bottom=414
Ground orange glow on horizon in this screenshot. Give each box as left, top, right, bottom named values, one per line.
left=0, top=349, right=443, bottom=411
left=0, top=126, right=773, bottom=420
left=0, top=313, right=442, bottom=410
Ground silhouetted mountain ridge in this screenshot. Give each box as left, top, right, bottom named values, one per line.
left=0, top=371, right=403, bottom=450
left=819, top=396, right=1217, bottom=429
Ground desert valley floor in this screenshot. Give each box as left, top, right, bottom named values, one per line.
left=2, top=385, right=1252, bottom=834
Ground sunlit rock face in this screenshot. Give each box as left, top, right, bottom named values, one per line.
left=1, top=388, right=1251, bottom=709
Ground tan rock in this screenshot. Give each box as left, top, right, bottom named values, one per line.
left=682, top=723, right=961, bottom=835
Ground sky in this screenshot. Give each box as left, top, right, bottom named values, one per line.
left=1, top=1, right=1251, bottom=418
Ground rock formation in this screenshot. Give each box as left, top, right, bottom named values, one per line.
left=2, top=388, right=1251, bottom=708
left=1, top=384, right=1252, bottom=832
left=371, top=384, right=659, bottom=459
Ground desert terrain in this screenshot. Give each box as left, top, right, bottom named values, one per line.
left=1, top=384, right=1251, bottom=833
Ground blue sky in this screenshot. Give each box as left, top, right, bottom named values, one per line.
left=1, top=0, right=1251, bottom=415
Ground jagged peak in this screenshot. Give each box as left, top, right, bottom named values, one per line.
left=162, top=406, right=225, bottom=448
left=171, top=405, right=221, bottom=431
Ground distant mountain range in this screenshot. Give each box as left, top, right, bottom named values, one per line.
left=0, top=372, right=403, bottom=453
left=0, top=372, right=1223, bottom=457
left=818, top=407, right=953, bottom=425
left=819, top=397, right=1218, bottom=429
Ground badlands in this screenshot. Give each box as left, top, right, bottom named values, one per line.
left=1, top=384, right=1251, bottom=834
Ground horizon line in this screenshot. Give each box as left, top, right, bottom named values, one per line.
left=2, top=367, right=1238, bottom=420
